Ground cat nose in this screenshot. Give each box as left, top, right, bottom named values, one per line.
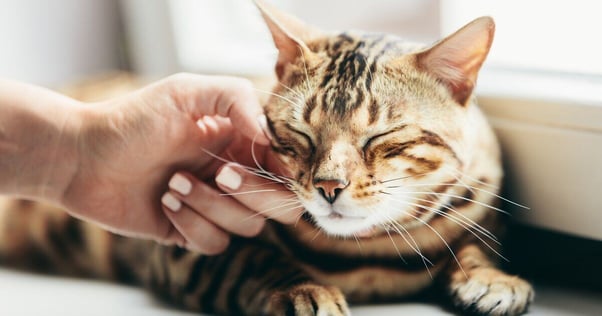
left=313, top=179, right=349, bottom=204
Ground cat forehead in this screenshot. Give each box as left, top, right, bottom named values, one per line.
left=308, top=32, right=424, bottom=62
left=266, top=32, right=463, bottom=139
left=274, top=34, right=422, bottom=120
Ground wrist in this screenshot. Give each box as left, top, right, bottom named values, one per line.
left=45, top=102, right=89, bottom=205
left=25, top=100, right=87, bottom=204
left=0, top=79, right=87, bottom=204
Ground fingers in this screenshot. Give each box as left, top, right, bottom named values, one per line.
left=159, top=73, right=271, bottom=145
left=159, top=163, right=302, bottom=254
left=161, top=172, right=266, bottom=251
left=161, top=197, right=231, bottom=255
left=215, top=163, right=304, bottom=224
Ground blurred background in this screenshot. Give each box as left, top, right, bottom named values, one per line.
left=1, top=0, right=601, bottom=295
left=3, top=0, right=602, bottom=86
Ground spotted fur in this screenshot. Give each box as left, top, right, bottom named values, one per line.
left=0, top=2, right=533, bottom=316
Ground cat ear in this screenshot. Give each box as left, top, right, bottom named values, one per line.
left=415, top=16, right=495, bottom=106
left=254, top=0, right=320, bottom=78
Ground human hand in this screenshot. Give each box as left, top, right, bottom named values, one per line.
left=162, top=134, right=304, bottom=254
left=60, top=73, right=301, bottom=253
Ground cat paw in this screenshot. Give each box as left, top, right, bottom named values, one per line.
left=266, top=284, right=351, bottom=316
left=450, top=267, right=534, bottom=316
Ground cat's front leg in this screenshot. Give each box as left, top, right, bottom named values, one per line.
left=445, top=244, right=534, bottom=316
left=266, top=283, right=350, bottom=316
left=146, top=240, right=350, bottom=316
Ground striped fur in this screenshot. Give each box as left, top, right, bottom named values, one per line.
left=0, top=2, right=533, bottom=316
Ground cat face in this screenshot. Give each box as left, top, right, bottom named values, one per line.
left=257, top=1, right=494, bottom=237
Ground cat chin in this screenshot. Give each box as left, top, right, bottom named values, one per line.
left=312, top=215, right=378, bottom=238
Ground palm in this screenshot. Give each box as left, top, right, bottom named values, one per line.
left=64, top=98, right=229, bottom=239
left=59, top=74, right=278, bottom=244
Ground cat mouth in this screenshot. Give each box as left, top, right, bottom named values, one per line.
left=324, top=210, right=365, bottom=220
left=313, top=212, right=379, bottom=238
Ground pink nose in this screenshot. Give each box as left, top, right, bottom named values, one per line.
left=313, top=179, right=349, bottom=204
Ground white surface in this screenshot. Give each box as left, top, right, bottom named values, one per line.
left=476, top=69, right=602, bottom=241
left=0, top=267, right=599, bottom=316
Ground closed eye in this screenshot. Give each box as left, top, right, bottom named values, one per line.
left=362, top=124, right=407, bottom=152
left=286, top=124, right=315, bottom=154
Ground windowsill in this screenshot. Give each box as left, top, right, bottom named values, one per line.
left=477, top=67, right=602, bottom=132
left=475, top=68, right=602, bottom=241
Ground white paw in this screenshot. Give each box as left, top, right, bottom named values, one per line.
left=451, top=268, right=534, bottom=316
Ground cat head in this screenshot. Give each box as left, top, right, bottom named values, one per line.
left=255, top=1, right=495, bottom=237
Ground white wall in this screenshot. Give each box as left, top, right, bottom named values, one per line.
left=0, top=0, right=122, bottom=87
left=163, top=0, right=440, bottom=76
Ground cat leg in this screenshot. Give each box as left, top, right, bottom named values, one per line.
left=444, top=243, right=534, bottom=316
left=267, top=283, right=349, bottom=316
left=146, top=239, right=350, bottom=316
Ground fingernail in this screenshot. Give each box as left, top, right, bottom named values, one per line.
left=257, top=114, right=273, bottom=141
left=161, top=192, right=181, bottom=212
left=169, top=173, right=192, bottom=195
left=216, top=165, right=242, bottom=190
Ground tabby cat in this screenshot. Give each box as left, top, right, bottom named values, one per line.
left=0, top=1, right=534, bottom=315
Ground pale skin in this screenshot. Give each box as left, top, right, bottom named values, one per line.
left=0, top=73, right=303, bottom=254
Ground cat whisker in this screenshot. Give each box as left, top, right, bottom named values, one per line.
left=237, top=181, right=287, bottom=189
left=199, top=146, right=282, bottom=182
left=278, top=81, right=303, bottom=99
left=352, top=234, right=363, bottom=254
left=403, top=191, right=510, bottom=215
left=445, top=168, right=530, bottom=210
left=405, top=196, right=499, bottom=243
left=293, top=210, right=305, bottom=227
left=246, top=168, right=290, bottom=185
left=309, top=227, right=323, bottom=242
left=201, top=123, right=298, bottom=195
left=387, top=221, right=433, bottom=267
left=384, top=217, right=434, bottom=278
left=253, top=87, right=302, bottom=108
left=223, top=149, right=238, bottom=165
left=384, top=229, right=407, bottom=264
left=298, top=46, right=314, bottom=95
left=387, top=197, right=508, bottom=262
left=388, top=181, right=529, bottom=211
left=403, top=212, right=468, bottom=280
left=219, top=189, right=280, bottom=196
left=380, top=171, right=434, bottom=184
left=261, top=199, right=303, bottom=214
left=238, top=166, right=294, bottom=186
left=241, top=199, right=303, bottom=222
left=444, top=166, right=500, bottom=190
left=384, top=185, right=497, bottom=242
left=201, top=145, right=291, bottom=186
left=243, top=204, right=304, bottom=223
left=248, top=133, right=298, bottom=188
left=382, top=184, right=508, bottom=258
left=384, top=216, right=433, bottom=266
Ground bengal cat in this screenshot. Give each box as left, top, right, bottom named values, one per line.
left=0, top=1, right=533, bottom=315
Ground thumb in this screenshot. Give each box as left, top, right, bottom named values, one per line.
left=159, top=73, right=270, bottom=145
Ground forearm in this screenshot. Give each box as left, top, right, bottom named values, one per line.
left=0, top=79, right=84, bottom=203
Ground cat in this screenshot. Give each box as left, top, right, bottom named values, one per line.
left=0, top=1, right=533, bottom=315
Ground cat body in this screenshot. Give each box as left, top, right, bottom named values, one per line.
left=0, top=1, right=533, bottom=315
